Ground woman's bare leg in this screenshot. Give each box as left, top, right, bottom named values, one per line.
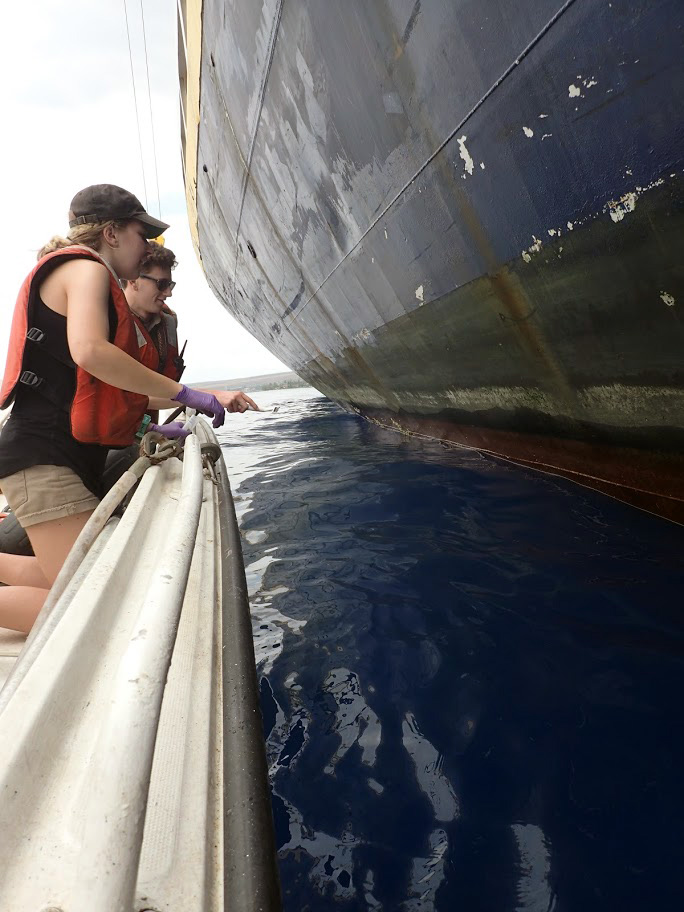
left=0, top=511, right=94, bottom=634
left=0, top=586, right=51, bottom=634
left=26, top=511, right=94, bottom=584
left=0, top=554, right=49, bottom=588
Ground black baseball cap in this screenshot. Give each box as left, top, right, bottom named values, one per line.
left=68, top=184, right=169, bottom=238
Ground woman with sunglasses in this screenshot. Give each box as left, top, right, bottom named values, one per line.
left=0, top=184, right=227, bottom=634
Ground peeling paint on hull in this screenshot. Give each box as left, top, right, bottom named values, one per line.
left=180, top=0, right=684, bottom=522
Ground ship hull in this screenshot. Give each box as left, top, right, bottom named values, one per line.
left=179, top=0, right=684, bottom=520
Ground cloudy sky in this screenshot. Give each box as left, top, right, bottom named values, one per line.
left=2, top=0, right=287, bottom=383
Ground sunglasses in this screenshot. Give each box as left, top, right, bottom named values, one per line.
left=139, top=274, right=176, bottom=292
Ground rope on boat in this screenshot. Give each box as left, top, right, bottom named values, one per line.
left=122, top=0, right=149, bottom=208
left=139, top=0, right=162, bottom=219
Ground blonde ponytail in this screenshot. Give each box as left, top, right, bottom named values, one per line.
left=37, top=220, right=128, bottom=260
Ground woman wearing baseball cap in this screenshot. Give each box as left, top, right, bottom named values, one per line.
left=0, top=184, right=227, bottom=633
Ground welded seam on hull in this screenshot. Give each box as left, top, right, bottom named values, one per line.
left=232, top=0, right=284, bottom=309
left=285, top=0, right=580, bottom=329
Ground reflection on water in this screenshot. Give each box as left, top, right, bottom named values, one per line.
left=511, top=823, right=555, bottom=912
left=218, top=387, right=684, bottom=911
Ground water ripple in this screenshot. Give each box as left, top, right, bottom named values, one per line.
left=219, top=388, right=684, bottom=911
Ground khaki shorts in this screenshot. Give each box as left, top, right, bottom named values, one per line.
left=0, top=465, right=100, bottom=528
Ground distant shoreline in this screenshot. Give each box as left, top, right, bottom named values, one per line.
left=188, top=370, right=310, bottom=392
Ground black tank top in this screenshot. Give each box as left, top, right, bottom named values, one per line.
left=0, top=296, right=108, bottom=497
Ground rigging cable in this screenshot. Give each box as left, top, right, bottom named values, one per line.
left=122, top=0, right=149, bottom=208
left=139, top=0, right=162, bottom=218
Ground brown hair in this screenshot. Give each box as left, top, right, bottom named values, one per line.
left=37, top=220, right=129, bottom=260
left=139, top=241, right=177, bottom=272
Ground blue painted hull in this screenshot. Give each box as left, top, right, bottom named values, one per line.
left=183, top=0, right=684, bottom=518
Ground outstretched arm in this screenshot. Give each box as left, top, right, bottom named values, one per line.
left=199, top=389, right=260, bottom=412
left=146, top=390, right=259, bottom=412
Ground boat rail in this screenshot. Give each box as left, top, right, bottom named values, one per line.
left=0, top=421, right=280, bottom=911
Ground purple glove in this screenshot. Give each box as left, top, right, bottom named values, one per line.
left=149, top=422, right=190, bottom=440
left=173, top=385, right=226, bottom=428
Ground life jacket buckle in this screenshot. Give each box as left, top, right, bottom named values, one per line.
left=19, top=370, right=44, bottom=389
left=26, top=327, right=46, bottom=343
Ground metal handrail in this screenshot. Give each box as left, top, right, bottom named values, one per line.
left=70, top=434, right=204, bottom=911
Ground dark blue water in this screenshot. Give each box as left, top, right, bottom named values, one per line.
left=219, top=387, right=684, bottom=912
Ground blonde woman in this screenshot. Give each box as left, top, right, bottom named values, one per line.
left=0, top=184, right=226, bottom=633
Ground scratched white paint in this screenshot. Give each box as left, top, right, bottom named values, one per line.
left=382, top=91, right=404, bottom=115
left=568, top=84, right=581, bottom=98
left=541, top=133, right=553, bottom=140
left=296, top=50, right=327, bottom=141
left=343, top=383, right=684, bottom=426
left=567, top=222, right=574, bottom=230
left=604, top=178, right=665, bottom=223
left=480, top=162, right=486, bottom=170
left=522, top=235, right=543, bottom=262
left=457, top=135, right=475, bottom=177
left=606, top=191, right=638, bottom=222
left=538, top=113, right=549, bottom=119
left=583, top=77, right=598, bottom=88
left=415, top=285, right=424, bottom=303
left=660, top=292, right=676, bottom=307
left=548, top=229, right=557, bottom=237
left=578, top=384, right=684, bottom=422
left=523, top=126, right=534, bottom=138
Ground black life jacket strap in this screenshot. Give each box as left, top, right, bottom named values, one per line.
left=17, top=370, right=69, bottom=412
left=20, top=328, right=74, bottom=413
left=25, top=327, right=75, bottom=368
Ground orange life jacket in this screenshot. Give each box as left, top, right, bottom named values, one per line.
left=132, top=306, right=185, bottom=382
left=0, top=246, right=150, bottom=447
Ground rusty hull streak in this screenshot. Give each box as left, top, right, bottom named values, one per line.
left=391, top=0, right=422, bottom=62
left=361, top=407, right=684, bottom=525
left=426, top=148, right=581, bottom=422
